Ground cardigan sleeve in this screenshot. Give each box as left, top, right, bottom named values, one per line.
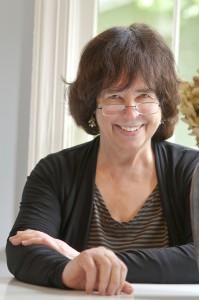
left=6, top=154, right=71, bottom=289
left=116, top=243, right=199, bottom=283
left=6, top=139, right=98, bottom=288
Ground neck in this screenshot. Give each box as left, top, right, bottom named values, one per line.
left=97, top=138, right=154, bottom=169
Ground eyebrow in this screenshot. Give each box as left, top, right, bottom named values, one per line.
left=101, top=88, right=122, bottom=95
left=135, top=88, right=155, bottom=94
left=102, top=87, right=155, bottom=95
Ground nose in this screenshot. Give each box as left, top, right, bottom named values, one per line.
left=122, top=105, right=140, bottom=118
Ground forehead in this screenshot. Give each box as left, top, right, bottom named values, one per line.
left=100, top=77, right=155, bottom=96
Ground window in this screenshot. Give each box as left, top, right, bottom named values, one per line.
left=98, top=0, right=199, bottom=148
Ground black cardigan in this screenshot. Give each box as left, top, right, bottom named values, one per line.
left=6, top=137, right=199, bottom=288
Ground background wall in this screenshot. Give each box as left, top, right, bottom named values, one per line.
left=0, top=0, right=35, bottom=276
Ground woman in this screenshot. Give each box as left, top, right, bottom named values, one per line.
left=6, top=23, right=199, bottom=295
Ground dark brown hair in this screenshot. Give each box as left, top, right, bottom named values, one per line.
left=67, top=23, right=180, bottom=140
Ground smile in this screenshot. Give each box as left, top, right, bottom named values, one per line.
left=120, top=125, right=142, bottom=132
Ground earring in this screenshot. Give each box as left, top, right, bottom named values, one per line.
left=88, top=115, right=96, bottom=128
left=161, top=119, right=165, bottom=125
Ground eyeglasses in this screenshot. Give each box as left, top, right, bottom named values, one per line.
left=97, top=102, right=160, bottom=117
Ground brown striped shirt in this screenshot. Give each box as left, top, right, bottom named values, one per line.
left=86, top=185, right=169, bottom=251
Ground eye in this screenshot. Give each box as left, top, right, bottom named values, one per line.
left=137, top=93, right=154, bottom=102
left=141, top=93, right=152, bottom=99
left=107, top=94, right=120, bottom=99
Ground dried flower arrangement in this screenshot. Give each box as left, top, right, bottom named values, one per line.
left=178, top=69, right=199, bottom=147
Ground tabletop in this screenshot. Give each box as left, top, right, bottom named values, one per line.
left=1, top=277, right=199, bottom=300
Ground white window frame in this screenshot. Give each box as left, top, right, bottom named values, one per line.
left=169, top=0, right=181, bottom=142
left=28, top=0, right=98, bottom=173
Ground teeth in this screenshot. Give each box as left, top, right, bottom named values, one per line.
left=121, top=126, right=141, bottom=132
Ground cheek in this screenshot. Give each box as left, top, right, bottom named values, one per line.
left=147, top=112, right=161, bottom=130
left=96, top=112, right=113, bottom=131
left=96, top=110, right=107, bottom=123
left=95, top=110, right=102, bottom=125
left=155, top=111, right=162, bottom=124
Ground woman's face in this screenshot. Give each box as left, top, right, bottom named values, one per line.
left=95, top=76, right=162, bottom=153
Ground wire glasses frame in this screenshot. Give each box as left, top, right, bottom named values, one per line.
left=97, top=102, right=160, bottom=117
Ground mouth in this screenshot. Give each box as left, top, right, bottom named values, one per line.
left=119, top=125, right=143, bottom=132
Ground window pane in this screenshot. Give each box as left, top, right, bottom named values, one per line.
left=175, top=0, right=199, bottom=148
left=98, top=0, right=174, bottom=46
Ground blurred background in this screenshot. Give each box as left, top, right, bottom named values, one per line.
left=0, top=0, right=199, bottom=276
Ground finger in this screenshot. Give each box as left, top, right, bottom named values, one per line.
left=9, top=231, right=35, bottom=245
left=20, top=233, right=54, bottom=248
left=77, top=252, right=98, bottom=294
left=21, top=237, right=44, bottom=245
left=96, top=254, right=112, bottom=295
left=9, top=237, right=22, bottom=245
left=101, top=250, right=127, bottom=295
left=116, top=263, right=128, bottom=295
left=9, top=230, right=45, bottom=245
left=10, top=229, right=38, bottom=240
left=97, top=249, right=131, bottom=296
left=105, top=258, right=121, bottom=295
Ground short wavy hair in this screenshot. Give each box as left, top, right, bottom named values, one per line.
left=67, top=23, right=180, bottom=140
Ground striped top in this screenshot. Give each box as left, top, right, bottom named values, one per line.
left=86, top=184, right=169, bottom=251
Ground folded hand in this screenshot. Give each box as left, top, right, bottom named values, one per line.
left=62, top=246, right=133, bottom=296
left=9, top=229, right=79, bottom=259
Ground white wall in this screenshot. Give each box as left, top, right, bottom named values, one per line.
left=0, top=0, right=35, bottom=276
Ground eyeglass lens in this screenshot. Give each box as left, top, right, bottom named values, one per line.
left=101, top=103, right=159, bottom=116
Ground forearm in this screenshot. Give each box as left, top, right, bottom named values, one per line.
left=6, top=240, right=133, bottom=295
left=6, top=240, right=69, bottom=289
left=116, top=244, right=199, bottom=283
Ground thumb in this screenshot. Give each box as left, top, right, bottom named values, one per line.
left=121, top=281, right=134, bottom=294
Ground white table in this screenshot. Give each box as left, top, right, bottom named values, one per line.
left=1, top=277, right=199, bottom=299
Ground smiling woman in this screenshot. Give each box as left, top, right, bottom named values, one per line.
left=6, top=22, right=199, bottom=295
left=27, top=0, right=199, bottom=174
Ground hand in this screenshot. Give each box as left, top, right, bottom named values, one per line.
left=62, top=246, right=133, bottom=296
left=9, top=229, right=79, bottom=259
